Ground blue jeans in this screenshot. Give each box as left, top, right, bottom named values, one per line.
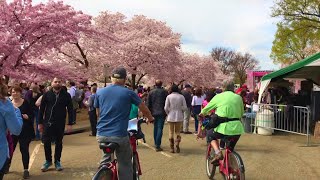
left=194, top=115, right=199, bottom=132
left=153, top=115, right=165, bottom=148
left=34, top=110, right=40, bottom=139
left=192, top=105, right=201, bottom=132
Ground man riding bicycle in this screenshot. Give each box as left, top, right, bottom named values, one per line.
left=94, top=67, right=154, bottom=180
left=199, top=80, right=245, bottom=164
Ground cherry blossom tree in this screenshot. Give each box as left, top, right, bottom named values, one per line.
left=0, top=0, right=94, bottom=81
left=165, top=52, right=226, bottom=87
left=93, top=12, right=181, bottom=88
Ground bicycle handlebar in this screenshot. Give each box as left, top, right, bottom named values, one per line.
left=128, top=118, right=147, bottom=143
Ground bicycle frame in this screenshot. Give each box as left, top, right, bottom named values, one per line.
left=109, top=159, right=118, bottom=180
left=207, top=138, right=243, bottom=180
left=130, top=135, right=142, bottom=175
left=219, top=147, right=231, bottom=179
left=93, top=118, right=145, bottom=180
left=94, top=151, right=118, bottom=180
left=219, top=139, right=243, bottom=180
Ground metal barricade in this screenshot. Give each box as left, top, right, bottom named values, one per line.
left=249, top=103, right=311, bottom=146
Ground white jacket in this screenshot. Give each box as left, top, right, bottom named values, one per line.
left=164, top=92, right=187, bottom=122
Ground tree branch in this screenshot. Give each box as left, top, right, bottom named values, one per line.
left=14, top=34, right=47, bottom=68
left=58, top=50, right=85, bottom=65
left=13, top=10, right=22, bottom=25
left=136, top=73, right=146, bottom=86
left=74, top=42, right=89, bottom=68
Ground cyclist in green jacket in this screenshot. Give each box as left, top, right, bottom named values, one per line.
left=200, top=80, right=245, bottom=164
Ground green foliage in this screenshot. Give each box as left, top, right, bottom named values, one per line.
left=271, top=0, right=320, bottom=64
left=271, top=21, right=320, bottom=64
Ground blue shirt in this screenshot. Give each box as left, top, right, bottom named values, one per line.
left=0, top=99, right=23, bottom=169
left=88, top=94, right=96, bottom=112
left=94, top=85, right=142, bottom=137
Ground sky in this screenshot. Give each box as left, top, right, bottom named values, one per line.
left=33, top=0, right=279, bottom=70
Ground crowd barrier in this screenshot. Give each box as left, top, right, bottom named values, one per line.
left=243, top=103, right=311, bottom=146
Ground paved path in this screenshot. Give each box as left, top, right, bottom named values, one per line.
left=5, top=120, right=320, bottom=180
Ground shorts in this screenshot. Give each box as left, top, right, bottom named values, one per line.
left=207, top=131, right=241, bottom=151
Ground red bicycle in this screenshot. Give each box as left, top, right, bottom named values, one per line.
left=92, top=118, right=146, bottom=180
left=206, top=137, right=245, bottom=180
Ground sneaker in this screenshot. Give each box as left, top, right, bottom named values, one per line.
left=184, top=131, right=193, bottom=134
left=41, top=161, right=52, bottom=172
left=155, top=147, right=163, bottom=152
left=211, top=152, right=223, bottom=165
left=23, top=170, right=30, bottom=179
left=55, top=161, right=63, bottom=171
left=180, top=130, right=184, bottom=133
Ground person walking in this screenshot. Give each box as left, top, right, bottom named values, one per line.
left=191, top=88, right=205, bottom=134
left=8, top=85, right=34, bottom=179
left=38, top=78, right=74, bottom=172
left=181, top=84, right=193, bottom=134
left=68, top=82, right=78, bottom=124
left=94, top=67, right=154, bottom=180
left=164, top=84, right=187, bottom=153
left=24, top=84, right=42, bottom=141
left=0, top=81, right=23, bottom=180
left=147, top=80, right=168, bottom=152
left=86, top=86, right=97, bottom=136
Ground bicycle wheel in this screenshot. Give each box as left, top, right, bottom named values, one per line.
left=226, top=151, right=245, bottom=180
left=205, top=144, right=216, bottom=179
left=132, top=153, right=140, bottom=180
left=92, top=167, right=113, bottom=180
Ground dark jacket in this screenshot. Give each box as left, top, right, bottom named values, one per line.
left=147, top=87, right=168, bottom=116
left=181, top=90, right=192, bottom=108
left=38, top=89, right=74, bottom=126
left=18, top=100, right=35, bottom=139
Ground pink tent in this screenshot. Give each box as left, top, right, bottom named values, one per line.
left=246, top=70, right=273, bottom=91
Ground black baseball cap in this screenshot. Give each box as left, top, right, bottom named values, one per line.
left=111, top=67, right=127, bottom=79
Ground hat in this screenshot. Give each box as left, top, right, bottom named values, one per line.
left=111, top=67, right=127, bottom=79
left=185, top=84, right=192, bottom=88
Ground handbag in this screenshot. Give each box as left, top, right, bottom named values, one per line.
left=203, top=114, right=240, bottom=130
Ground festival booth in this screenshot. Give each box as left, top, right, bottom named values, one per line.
left=246, top=70, right=273, bottom=92
left=254, top=52, right=320, bottom=145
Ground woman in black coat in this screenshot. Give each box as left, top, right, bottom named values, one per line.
left=8, top=85, right=34, bottom=179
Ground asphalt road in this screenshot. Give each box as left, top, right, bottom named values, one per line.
left=5, top=121, right=320, bottom=180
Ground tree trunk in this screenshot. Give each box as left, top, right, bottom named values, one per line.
left=131, top=74, right=136, bottom=90
left=239, top=73, right=246, bottom=86
left=135, top=74, right=146, bottom=88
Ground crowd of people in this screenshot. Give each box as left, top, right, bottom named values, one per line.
left=0, top=78, right=96, bottom=179
left=0, top=66, right=251, bottom=180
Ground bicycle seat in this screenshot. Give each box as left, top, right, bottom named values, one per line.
left=99, top=142, right=119, bottom=152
